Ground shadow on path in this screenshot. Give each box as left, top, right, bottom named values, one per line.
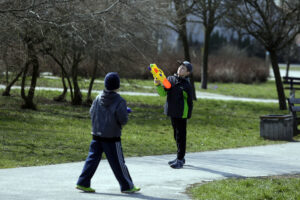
left=184, top=165, right=246, bottom=178
left=91, top=192, right=176, bottom=200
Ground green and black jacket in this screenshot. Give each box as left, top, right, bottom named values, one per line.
left=156, top=74, right=193, bottom=119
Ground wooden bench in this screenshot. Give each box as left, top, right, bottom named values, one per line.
left=287, top=96, right=300, bottom=136
left=283, top=76, right=300, bottom=136
left=283, top=76, right=300, bottom=95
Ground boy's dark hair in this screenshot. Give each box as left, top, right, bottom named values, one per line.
left=177, top=60, right=193, bottom=72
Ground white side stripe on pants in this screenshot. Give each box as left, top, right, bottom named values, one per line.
left=116, top=142, right=133, bottom=188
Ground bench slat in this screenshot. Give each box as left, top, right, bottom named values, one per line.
left=291, top=106, right=300, bottom=112
left=283, top=76, right=300, bottom=81
left=283, top=82, right=300, bottom=85
left=284, top=87, right=300, bottom=90
left=289, top=98, right=300, bottom=104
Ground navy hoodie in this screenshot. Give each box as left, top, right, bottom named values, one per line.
left=90, top=90, right=128, bottom=139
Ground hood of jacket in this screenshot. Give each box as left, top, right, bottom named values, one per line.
left=173, top=74, right=190, bottom=84
left=100, top=90, right=120, bottom=107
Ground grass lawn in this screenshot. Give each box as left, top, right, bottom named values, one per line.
left=195, top=80, right=291, bottom=99
left=1, top=89, right=297, bottom=169
left=187, top=174, right=300, bottom=200
left=0, top=76, right=157, bottom=93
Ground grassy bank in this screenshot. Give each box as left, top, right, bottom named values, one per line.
left=196, top=80, right=290, bottom=99
left=0, top=76, right=156, bottom=93
left=1, top=89, right=295, bottom=169
left=188, top=174, right=300, bottom=200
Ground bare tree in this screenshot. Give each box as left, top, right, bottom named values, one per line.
left=225, top=0, right=300, bottom=110
left=20, top=25, right=45, bottom=110
left=1, top=38, right=26, bottom=97
left=13, top=0, right=124, bottom=106
left=0, top=2, right=27, bottom=96
left=1, top=0, right=166, bottom=108
left=192, top=0, right=224, bottom=89
left=43, top=46, right=70, bottom=102
left=0, top=0, right=72, bottom=108
left=2, top=1, right=49, bottom=109
left=82, top=0, right=159, bottom=105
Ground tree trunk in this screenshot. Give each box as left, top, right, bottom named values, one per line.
left=189, top=73, right=197, bottom=100
left=65, top=70, right=74, bottom=101
left=285, top=47, right=291, bottom=77
left=269, top=50, right=287, bottom=110
left=3, top=47, right=9, bottom=85
left=5, top=66, right=8, bottom=85
left=72, top=68, right=82, bottom=105
left=21, top=61, right=29, bottom=100
left=21, top=43, right=39, bottom=110
left=48, top=53, right=74, bottom=101
left=86, top=49, right=98, bottom=105
left=285, top=58, right=290, bottom=78
left=53, top=70, right=68, bottom=102
left=181, top=31, right=190, bottom=62
left=71, top=53, right=82, bottom=105
left=180, top=30, right=197, bottom=100
left=2, top=65, right=24, bottom=96
left=201, top=28, right=211, bottom=89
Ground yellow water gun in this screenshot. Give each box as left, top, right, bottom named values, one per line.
left=148, top=64, right=171, bottom=89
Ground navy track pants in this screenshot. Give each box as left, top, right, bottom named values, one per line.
left=77, top=139, right=133, bottom=191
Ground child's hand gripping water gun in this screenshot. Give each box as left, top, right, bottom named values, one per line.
left=148, top=64, right=171, bottom=89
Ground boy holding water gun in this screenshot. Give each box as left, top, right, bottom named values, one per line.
left=154, top=61, right=193, bottom=169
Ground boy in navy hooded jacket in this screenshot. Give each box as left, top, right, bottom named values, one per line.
left=76, top=72, right=140, bottom=193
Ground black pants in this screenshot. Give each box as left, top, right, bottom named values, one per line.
left=171, top=117, right=187, bottom=160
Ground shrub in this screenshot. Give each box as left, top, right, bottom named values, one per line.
left=207, top=45, right=269, bottom=83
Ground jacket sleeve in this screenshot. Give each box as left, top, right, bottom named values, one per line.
left=156, top=75, right=174, bottom=96
left=116, top=99, right=128, bottom=126
left=89, top=99, right=97, bottom=117
left=187, top=85, right=193, bottom=119
left=156, top=85, right=167, bottom=96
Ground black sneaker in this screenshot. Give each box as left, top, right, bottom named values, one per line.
left=170, top=159, right=184, bottom=169
left=168, top=158, right=177, bottom=165
left=168, top=158, right=185, bottom=165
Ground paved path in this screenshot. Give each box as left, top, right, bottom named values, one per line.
left=269, top=69, right=300, bottom=80
left=3, top=68, right=300, bottom=104
left=2, top=69, right=300, bottom=104
left=0, top=84, right=278, bottom=103
left=1, top=143, right=300, bottom=200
